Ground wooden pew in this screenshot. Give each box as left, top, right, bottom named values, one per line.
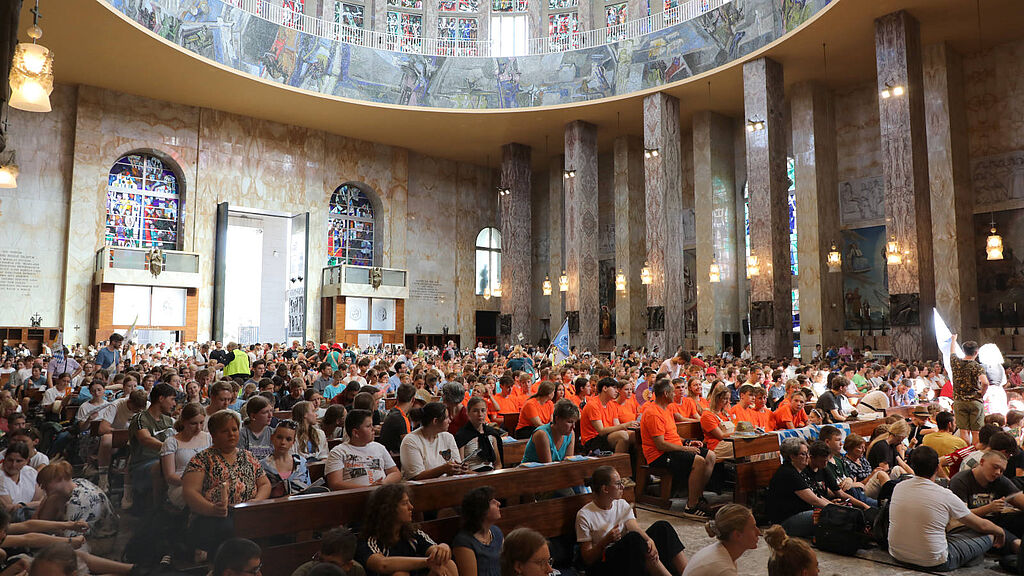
left=502, top=439, right=527, bottom=466
left=88, top=420, right=130, bottom=448
left=676, top=421, right=702, bottom=440
left=235, top=455, right=632, bottom=575
left=386, top=395, right=440, bottom=410
left=499, top=412, right=519, bottom=433
left=308, top=461, right=325, bottom=483
left=884, top=405, right=918, bottom=419
left=274, top=410, right=292, bottom=420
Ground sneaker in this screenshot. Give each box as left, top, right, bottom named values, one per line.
left=682, top=506, right=710, bottom=521
left=121, top=490, right=133, bottom=510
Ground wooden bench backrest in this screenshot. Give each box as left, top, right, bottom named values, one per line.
left=274, top=410, right=292, bottom=421
left=676, top=421, right=701, bottom=440
left=233, top=454, right=631, bottom=542
left=503, top=439, right=527, bottom=466
left=88, top=420, right=130, bottom=448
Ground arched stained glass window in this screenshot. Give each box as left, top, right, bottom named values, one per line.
left=328, top=184, right=375, bottom=267
left=475, top=227, right=501, bottom=295
left=105, top=153, right=180, bottom=250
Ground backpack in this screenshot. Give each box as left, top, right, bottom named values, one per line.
left=813, top=504, right=868, bottom=556
left=872, top=475, right=911, bottom=550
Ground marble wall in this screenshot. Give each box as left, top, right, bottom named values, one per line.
left=0, top=86, right=77, bottom=328
left=35, top=84, right=494, bottom=345
left=500, top=143, right=533, bottom=343
left=564, top=121, right=600, bottom=351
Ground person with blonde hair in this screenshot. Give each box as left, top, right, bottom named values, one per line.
left=681, top=504, right=760, bottom=576
left=700, top=384, right=736, bottom=459
left=866, top=418, right=911, bottom=478
left=292, top=400, right=329, bottom=460
left=763, top=525, right=818, bottom=576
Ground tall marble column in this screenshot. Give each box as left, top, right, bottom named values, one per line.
left=644, top=92, right=686, bottom=355
left=791, top=82, right=843, bottom=360
left=743, top=58, right=793, bottom=359
left=500, top=143, right=532, bottom=345
left=548, top=155, right=565, bottom=328
left=693, top=112, right=739, bottom=354
left=614, top=136, right=647, bottom=347
left=565, top=122, right=600, bottom=351
left=923, top=42, right=978, bottom=338
left=875, top=11, right=937, bottom=359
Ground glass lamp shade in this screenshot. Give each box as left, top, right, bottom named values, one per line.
left=558, top=271, right=569, bottom=292
left=492, top=281, right=502, bottom=298
left=709, top=261, right=721, bottom=283
left=826, top=244, right=842, bottom=273
left=542, top=276, right=552, bottom=296
left=987, top=228, right=1004, bottom=261
left=886, top=239, right=902, bottom=265
left=746, top=254, right=760, bottom=278
left=0, top=164, right=18, bottom=189
left=614, top=270, right=626, bottom=292
left=640, top=262, right=653, bottom=285
left=9, top=42, right=53, bottom=113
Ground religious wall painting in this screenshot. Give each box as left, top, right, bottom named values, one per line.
left=780, top=0, right=813, bottom=32
left=840, top=225, right=890, bottom=331
left=975, top=208, right=1024, bottom=328
left=599, top=259, right=617, bottom=339
left=839, top=175, right=886, bottom=227
left=684, top=249, right=697, bottom=336
left=971, top=151, right=1024, bottom=209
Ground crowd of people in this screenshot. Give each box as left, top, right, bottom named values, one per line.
left=0, top=333, right=1020, bottom=575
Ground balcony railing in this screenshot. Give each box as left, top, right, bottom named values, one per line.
left=221, top=0, right=730, bottom=57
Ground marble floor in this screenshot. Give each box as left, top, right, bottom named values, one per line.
left=634, top=507, right=1007, bottom=576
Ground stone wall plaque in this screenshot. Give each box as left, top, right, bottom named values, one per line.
left=750, top=301, right=774, bottom=329
left=567, top=311, right=580, bottom=334
left=646, top=306, right=664, bottom=331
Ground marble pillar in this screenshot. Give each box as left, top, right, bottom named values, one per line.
left=693, top=112, right=739, bottom=354
left=923, top=42, right=978, bottom=338
left=500, top=143, right=532, bottom=345
left=644, top=92, right=686, bottom=355
left=875, top=11, right=937, bottom=359
left=743, top=58, right=793, bottom=359
left=614, top=136, right=647, bottom=347
left=565, top=122, right=600, bottom=352
left=791, top=82, right=843, bottom=360
left=548, top=155, right=565, bottom=328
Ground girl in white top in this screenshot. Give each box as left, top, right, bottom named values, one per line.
left=160, top=403, right=211, bottom=509
left=0, top=441, right=43, bottom=520
left=400, top=402, right=467, bottom=480
left=291, top=401, right=329, bottom=460
left=682, top=505, right=760, bottom=576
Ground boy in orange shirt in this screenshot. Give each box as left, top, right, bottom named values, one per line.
left=580, top=377, right=636, bottom=454
left=770, top=390, right=809, bottom=430
left=748, top=386, right=772, bottom=430
left=613, top=380, right=641, bottom=423
left=729, top=384, right=758, bottom=424
left=639, top=379, right=714, bottom=518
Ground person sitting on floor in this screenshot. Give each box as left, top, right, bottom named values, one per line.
left=639, top=379, right=715, bottom=519
left=452, top=486, right=504, bottom=576
left=499, top=527, right=550, bottom=576
left=763, top=525, right=819, bottom=576
left=887, top=445, right=1006, bottom=571
left=292, top=527, right=366, bottom=576
left=949, top=450, right=1024, bottom=555
left=805, top=440, right=873, bottom=511
left=681, top=504, right=760, bottom=576
left=576, top=465, right=688, bottom=576
left=212, top=538, right=263, bottom=576
left=766, top=437, right=835, bottom=538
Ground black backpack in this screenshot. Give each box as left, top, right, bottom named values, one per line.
left=814, top=504, right=868, bottom=556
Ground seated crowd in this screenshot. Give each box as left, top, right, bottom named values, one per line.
left=0, top=334, right=1019, bottom=575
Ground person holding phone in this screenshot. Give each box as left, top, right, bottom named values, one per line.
left=400, top=403, right=468, bottom=480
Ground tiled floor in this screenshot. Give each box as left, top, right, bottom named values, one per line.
left=634, top=507, right=1007, bottom=575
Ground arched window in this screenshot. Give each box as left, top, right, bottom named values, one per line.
left=475, top=227, right=501, bottom=295
left=105, top=153, right=181, bottom=250
left=328, top=184, right=375, bottom=267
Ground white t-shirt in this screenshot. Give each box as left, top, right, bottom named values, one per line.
left=658, top=359, right=684, bottom=380
left=99, top=397, right=137, bottom=430
left=575, top=499, right=635, bottom=545
left=161, top=431, right=212, bottom=507
left=0, top=465, right=37, bottom=505
left=0, top=451, right=50, bottom=470
left=888, top=476, right=972, bottom=567
left=41, top=386, right=71, bottom=406
left=681, top=542, right=738, bottom=576
left=399, top=429, right=460, bottom=480
left=76, top=400, right=110, bottom=423
left=325, top=441, right=396, bottom=486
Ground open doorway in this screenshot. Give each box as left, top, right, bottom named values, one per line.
left=475, top=311, right=498, bottom=347
left=212, top=204, right=309, bottom=344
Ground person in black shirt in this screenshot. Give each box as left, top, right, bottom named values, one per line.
left=867, top=419, right=911, bottom=476
left=766, top=438, right=833, bottom=538
left=380, top=384, right=416, bottom=456
left=356, top=484, right=455, bottom=576
left=816, top=375, right=855, bottom=424
left=951, top=450, right=1024, bottom=541
left=804, top=441, right=872, bottom=510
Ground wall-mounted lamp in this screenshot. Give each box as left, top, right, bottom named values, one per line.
left=640, top=262, right=653, bottom=285
left=745, top=119, right=766, bottom=132
left=492, top=280, right=502, bottom=298
left=987, top=215, right=1004, bottom=261
left=615, top=269, right=626, bottom=292
left=746, top=254, right=760, bottom=278
left=558, top=270, right=569, bottom=292
left=9, top=1, right=54, bottom=113
left=497, top=186, right=511, bottom=197
left=826, top=241, right=842, bottom=273
left=563, top=170, right=576, bottom=179
left=709, top=255, right=721, bottom=283
left=483, top=287, right=491, bottom=300
left=643, top=148, right=660, bottom=159
left=880, top=83, right=905, bottom=99
left=542, top=275, right=552, bottom=296
left=0, top=152, right=19, bottom=189
left=886, top=237, right=902, bottom=265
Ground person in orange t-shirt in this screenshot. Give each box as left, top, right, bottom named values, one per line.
left=504, top=372, right=533, bottom=412
left=639, top=379, right=714, bottom=518
left=580, top=377, right=635, bottom=453
left=770, top=390, right=809, bottom=430
left=747, top=387, right=771, bottom=430
left=687, top=378, right=710, bottom=412
left=613, top=380, right=641, bottom=423
left=701, top=384, right=736, bottom=452
left=560, top=381, right=581, bottom=407
left=516, top=381, right=556, bottom=439
left=729, top=384, right=757, bottom=423
left=572, top=377, right=592, bottom=407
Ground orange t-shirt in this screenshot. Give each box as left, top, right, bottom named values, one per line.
left=730, top=404, right=757, bottom=424
left=749, top=407, right=771, bottom=430
left=615, top=397, right=640, bottom=423
left=563, top=391, right=581, bottom=407
left=675, top=398, right=700, bottom=420
left=770, top=402, right=808, bottom=430
left=581, top=398, right=621, bottom=443
left=517, top=397, right=554, bottom=430
left=640, top=402, right=682, bottom=463
left=701, top=410, right=733, bottom=451
left=505, top=387, right=530, bottom=412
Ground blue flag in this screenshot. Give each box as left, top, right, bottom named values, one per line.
left=551, top=319, right=570, bottom=364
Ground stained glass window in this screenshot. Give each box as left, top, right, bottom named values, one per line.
left=388, top=0, right=423, bottom=8
left=492, top=0, right=528, bottom=12
left=386, top=11, right=423, bottom=50
left=438, top=17, right=479, bottom=55
left=548, top=0, right=577, bottom=8
left=440, top=0, right=480, bottom=11
left=549, top=12, right=580, bottom=49
left=334, top=1, right=365, bottom=42
left=743, top=158, right=800, bottom=356
left=105, top=154, right=180, bottom=251
left=328, top=184, right=375, bottom=267
left=476, top=228, right=502, bottom=296
left=606, top=2, right=627, bottom=41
